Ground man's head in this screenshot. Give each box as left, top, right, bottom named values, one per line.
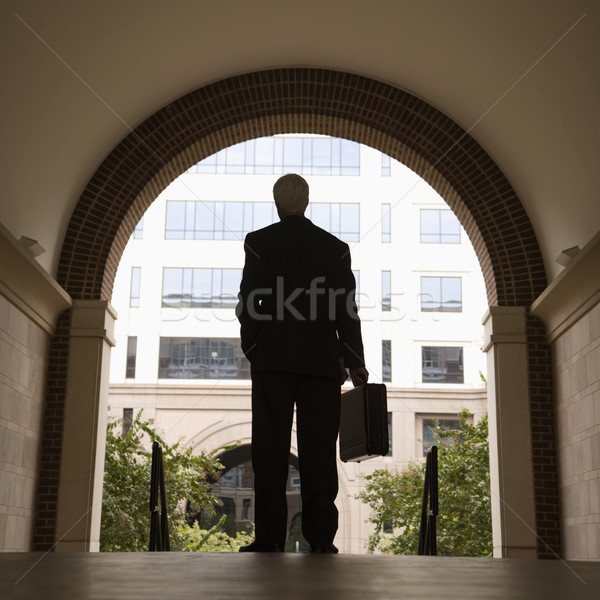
left=273, top=173, right=309, bottom=218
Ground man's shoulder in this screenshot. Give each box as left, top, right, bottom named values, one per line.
left=309, top=221, right=349, bottom=252
left=247, top=221, right=279, bottom=240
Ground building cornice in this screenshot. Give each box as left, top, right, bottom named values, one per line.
left=530, top=230, right=600, bottom=344
left=0, top=222, right=72, bottom=334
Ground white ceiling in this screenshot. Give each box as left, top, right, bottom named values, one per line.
left=1, top=0, right=598, bottom=284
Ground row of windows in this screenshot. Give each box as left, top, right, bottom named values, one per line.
left=126, top=336, right=464, bottom=384
left=164, top=200, right=360, bottom=242
left=135, top=205, right=460, bottom=246
left=381, top=342, right=463, bottom=384
left=185, top=137, right=361, bottom=176
left=162, top=268, right=242, bottom=308
left=382, top=274, right=462, bottom=313
left=157, top=337, right=251, bottom=380
left=132, top=266, right=464, bottom=313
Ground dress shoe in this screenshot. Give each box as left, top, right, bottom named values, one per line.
left=310, top=543, right=339, bottom=553
left=239, top=540, right=284, bottom=553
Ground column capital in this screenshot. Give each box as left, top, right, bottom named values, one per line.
left=482, top=306, right=527, bottom=352
left=70, top=300, right=118, bottom=347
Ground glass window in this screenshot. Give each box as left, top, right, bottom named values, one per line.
left=420, top=209, right=460, bottom=244
left=420, top=276, right=462, bottom=312
left=310, top=203, right=330, bottom=230
left=221, top=269, right=242, bottom=308
left=126, top=337, right=137, bottom=379
left=421, top=346, right=464, bottom=383
left=421, top=416, right=461, bottom=456
left=162, top=268, right=182, bottom=308
left=165, top=201, right=186, bottom=239
left=187, top=136, right=361, bottom=176
left=162, top=268, right=242, bottom=308
left=224, top=202, right=244, bottom=240
left=387, top=412, right=392, bottom=456
left=382, top=340, right=391, bottom=382
left=382, top=271, right=391, bottom=311
left=165, top=200, right=358, bottom=241
left=340, top=204, right=359, bottom=242
left=123, top=408, right=133, bottom=436
left=130, top=267, right=141, bottom=308
left=158, top=337, right=250, bottom=379
left=382, top=203, right=391, bottom=243
left=440, top=210, right=461, bottom=244
left=133, top=217, right=144, bottom=239
left=284, top=137, right=303, bottom=170
left=340, top=140, right=360, bottom=175
left=226, top=142, right=246, bottom=174
left=312, top=138, right=331, bottom=174
left=194, top=202, right=215, bottom=240
left=381, top=153, right=391, bottom=177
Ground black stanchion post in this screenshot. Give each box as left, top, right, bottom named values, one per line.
left=418, top=445, right=438, bottom=556
left=418, top=451, right=430, bottom=555
left=158, top=444, right=170, bottom=551
left=149, top=441, right=169, bottom=551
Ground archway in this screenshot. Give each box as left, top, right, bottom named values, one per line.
left=197, top=445, right=307, bottom=552
left=36, top=68, right=558, bottom=558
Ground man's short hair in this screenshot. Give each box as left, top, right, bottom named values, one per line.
left=273, top=174, right=309, bottom=215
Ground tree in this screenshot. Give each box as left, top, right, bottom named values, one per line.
left=179, top=517, right=255, bottom=552
left=357, top=410, right=492, bottom=557
left=101, top=411, right=231, bottom=551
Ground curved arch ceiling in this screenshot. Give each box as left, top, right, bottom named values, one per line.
left=1, top=0, right=598, bottom=283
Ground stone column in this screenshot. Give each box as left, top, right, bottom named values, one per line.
left=54, top=300, right=117, bottom=552
left=482, top=306, right=537, bottom=558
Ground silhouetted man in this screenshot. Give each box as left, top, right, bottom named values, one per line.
left=236, top=173, right=368, bottom=553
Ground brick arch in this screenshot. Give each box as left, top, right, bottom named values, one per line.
left=40, top=68, right=559, bottom=557
left=57, top=68, right=546, bottom=307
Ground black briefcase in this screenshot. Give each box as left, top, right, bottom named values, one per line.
left=339, top=383, right=388, bottom=462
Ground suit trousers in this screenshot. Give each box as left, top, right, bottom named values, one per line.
left=250, top=370, right=341, bottom=548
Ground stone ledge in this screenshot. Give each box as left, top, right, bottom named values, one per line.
left=0, top=223, right=72, bottom=335
left=531, top=230, right=600, bottom=344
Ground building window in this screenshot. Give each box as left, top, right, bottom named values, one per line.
left=133, top=216, right=144, bottom=239
left=126, top=336, right=137, bottom=379
left=420, top=276, right=462, bottom=312
left=242, top=498, right=251, bottom=521
left=381, top=203, right=391, bottom=242
left=382, top=271, right=391, bottom=311
left=420, top=416, right=461, bottom=456
left=421, top=346, right=463, bottom=383
left=381, top=153, right=391, bottom=177
left=307, top=203, right=360, bottom=242
left=158, top=337, right=250, bottom=379
left=165, top=200, right=359, bottom=242
left=185, top=136, right=360, bottom=176
left=387, top=412, right=392, bottom=456
left=162, top=268, right=242, bottom=309
left=382, top=340, right=391, bottom=382
left=130, top=267, right=141, bottom=307
left=420, top=209, right=461, bottom=244
left=123, top=408, right=133, bottom=436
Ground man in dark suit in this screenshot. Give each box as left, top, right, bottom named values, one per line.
left=236, top=173, right=368, bottom=553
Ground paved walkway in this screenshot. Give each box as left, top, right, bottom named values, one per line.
left=1, top=552, right=599, bottom=600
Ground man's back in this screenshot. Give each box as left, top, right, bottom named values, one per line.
left=237, top=215, right=363, bottom=378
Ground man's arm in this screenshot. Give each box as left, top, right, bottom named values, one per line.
left=336, top=245, right=367, bottom=375
left=236, top=232, right=266, bottom=359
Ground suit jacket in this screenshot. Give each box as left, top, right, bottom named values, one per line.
left=236, top=215, right=365, bottom=379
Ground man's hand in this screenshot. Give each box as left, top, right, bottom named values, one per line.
left=349, top=367, right=369, bottom=387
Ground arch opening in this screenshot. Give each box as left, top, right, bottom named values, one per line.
left=38, top=68, right=558, bottom=558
